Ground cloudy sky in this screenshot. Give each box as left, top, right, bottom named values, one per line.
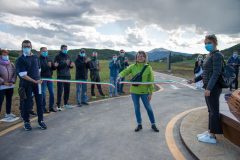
left=0, top=0, right=239, bottom=53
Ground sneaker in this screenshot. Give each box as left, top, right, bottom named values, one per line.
left=64, top=104, right=74, bottom=109
left=24, top=122, right=32, bottom=131
left=198, top=134, right=217, bottom=144
left=81, top=102, right=89, bottom=105
left=77, top=103, right=82, bottom=107
left=38, top=121, right=47, bottom=130
left=49, top=108, right=57, bottom=112
left=197, top=131, right=209, bottom=138
left=151, top=124, right=159, bottom=132
left=134, top=125, right=143, bottom=132
left=5, top=113, right=16, bottom=118
left=92, top=96, right=97, bottom=99
left=57, top=106, right=63, bottom=111
left=29, top=111, right=37, bottom=116
left=44, top=110, right=50, bottom=113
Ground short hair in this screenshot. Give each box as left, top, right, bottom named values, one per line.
left=80, top=49, right=86, bottom=53
left=22, top=40, right=32, bottom=48
left=61, top=45, right=67, bottom=49
left=205, top=34, right=218, bottom=45
left=136, top=50, right=148, bottom=63
left=40, top=47, right=47, bottom=51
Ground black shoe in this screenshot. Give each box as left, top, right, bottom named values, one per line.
left=82, top=102, right=89, bottom=105
left=134, top=125, right=142, bottom=132
left=44, top=110, right=50, bottom=113
left=49, top=108, right=57, bottom=112
left=39, top=121, right=47, bottom=130
left=77, top=104, right=82, bottom=107
left=151, top=124, right=159, bottom=132
left=24, top=122, right=32, bottom=131
left=29, top=111, right=37, bottom=116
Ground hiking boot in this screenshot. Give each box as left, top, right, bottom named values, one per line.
left=82, top=102, right=89, bottom=105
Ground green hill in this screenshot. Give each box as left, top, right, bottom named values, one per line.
left=221, top=43, right=240, bottom=58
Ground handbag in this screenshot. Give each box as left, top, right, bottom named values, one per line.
left=130, top=64, right=149, bottom=86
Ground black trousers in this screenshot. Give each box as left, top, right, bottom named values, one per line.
left=57, top=76, right=71, bottom=106
left=22, top=84, right=43, bottom=123
left=0, top=88, right=14, bottom=114
left=90, top=74, right=104, bottom=96
left=205, top=85, right=223, bottom=134
left=230, top=72, right=238, bottom=90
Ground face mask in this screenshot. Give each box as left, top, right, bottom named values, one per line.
left=62, top=50, right=68, bottom=54
left=2, top=55, right=9, bottom=61
left=205, top=43, right=214, bottom=52
left=233, top=53, right=238, bottom=59
left=120, top=53, right=125, bottom=56
left=80, top=53, right=86, bottom=57
left=113, top=57, right=117, bottom=61
left=23, top=48, right=31, bottom=56
left=41, top=51, right=48, bottom=57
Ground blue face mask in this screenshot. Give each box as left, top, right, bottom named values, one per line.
left=2, top=55, right=9, bottom=61
left=80, top=53, right=86, bottom=57
left=205, top=43, right=214, bottom=52
left=113, top=57, right=117, bottom=61
left=233, top=53, right=238, bottom=59
left=41, top=51, right=48, bottom=57
left=62, top=50, right=68, bottom=54
left=23, top=48, right=31, bottom=56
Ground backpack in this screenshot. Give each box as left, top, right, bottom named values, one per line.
left=130, top=64, right=149, bottom=86
left=218, top=57, right=236, bottom=88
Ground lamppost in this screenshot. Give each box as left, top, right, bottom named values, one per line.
left=167, top=51, right=172, bottom=73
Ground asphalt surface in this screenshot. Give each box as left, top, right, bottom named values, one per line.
left=0, top=72, right=206, bottom=160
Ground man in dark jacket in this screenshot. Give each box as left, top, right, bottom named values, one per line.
left=75, top=49, right=90, bottom=106
left=117, top=49, right=127, bottom=94
left=39, top=47, right=56, bottom=113
left=54, top=45, right=74, bottom=111
left=89, top=51, right=106, bottom=98
left=227, top=51, right=240, bottom=90
left=16, top=40, right=47, bottom=131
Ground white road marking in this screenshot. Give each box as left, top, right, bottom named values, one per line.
left=170, top=85, right=180, bottom=90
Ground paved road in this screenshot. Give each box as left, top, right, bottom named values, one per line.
left=0, top=72, right=206, bottom=160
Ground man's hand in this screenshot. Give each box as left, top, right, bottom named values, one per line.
left=35, top=80, right=42, bottom=84
left=148, top=94, right=152, bottom=101
left=48, top=62, right=52, bottom=67
left=205, top=90, right=211, bottom=97
left=4, top=82, right=13, bottom=86
left=54, top=62, right=59, bottom=67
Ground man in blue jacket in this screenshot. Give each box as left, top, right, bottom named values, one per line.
left=227, top=51, right=240, bottom=90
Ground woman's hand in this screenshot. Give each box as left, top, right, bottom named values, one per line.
left=187, top=79, right=195, bottom=84
left=205, top=90, right=211, bottom=97
left=148, top=94, right=152, bottom=101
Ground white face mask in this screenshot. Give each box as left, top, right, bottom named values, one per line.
left=233, top=53, right=238, bottom=59
left=2, top=55, right=9, bottom=61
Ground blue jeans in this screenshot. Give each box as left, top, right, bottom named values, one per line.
left=118, top=77, right=125, bottom=93
left=131, top=94, right=156, bottom=125
left=76, top=83, right=88, bottom=104
left=109, top=77, right=118, bottom=96
left=41, top=81, right=54, bottom=110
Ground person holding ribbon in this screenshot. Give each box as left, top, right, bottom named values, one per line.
left=118, top=51, right=159, bottom=132
left=16, top=40, right=46, bottom=131
left=54, top=45, right=74, bottom=111
left=39, top=47, right=56, bottom=113
left=0, top=49, right=17, bottom=121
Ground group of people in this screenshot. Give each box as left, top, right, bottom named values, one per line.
left=194, top=51, right=239, bottom=91
left=1, top=40, right=159, bottom=132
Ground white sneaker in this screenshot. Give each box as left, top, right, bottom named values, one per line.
left=57, top=107, right=63, bottom=111
left=5, top=113, right=17, bottom=118
left=198, top=134, right=217, bottom=144
left=64, top=104, right=74, bottom=109
left=197, top=131, right=209, bottom=138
